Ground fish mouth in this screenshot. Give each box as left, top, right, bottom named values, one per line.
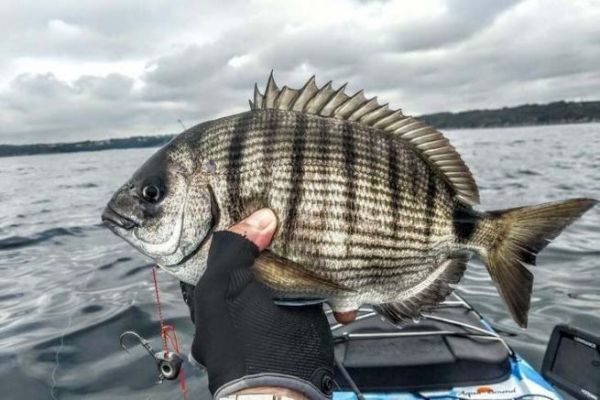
left=101, top=205, right=138, bottom=231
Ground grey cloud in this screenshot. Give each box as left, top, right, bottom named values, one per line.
left=0, top=0, right=599, bottom=143
left=0, top=72, right=167, bottom=142
left=0, top=0, right=248, bottom=60
left=75, top=74, right=135, bottom=100
left=390, top=0, right=520, bottom=51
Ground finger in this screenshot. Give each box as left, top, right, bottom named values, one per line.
left=333, top=310, right=358, bottom=324
left=227, top=208, right=278, bottom=252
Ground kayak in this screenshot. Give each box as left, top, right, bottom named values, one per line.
left=330, top=293, right=599, bottom=400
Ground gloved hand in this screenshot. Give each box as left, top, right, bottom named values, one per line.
left=181, top=209, right=335, bottom=400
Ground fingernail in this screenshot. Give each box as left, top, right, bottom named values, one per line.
left=242, top=209, right=275, bottom=231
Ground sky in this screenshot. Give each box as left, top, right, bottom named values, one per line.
left=0, top=0, right=599, bottom=144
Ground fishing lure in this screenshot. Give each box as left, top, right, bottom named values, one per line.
left=119, top=330, right=183, bottom=382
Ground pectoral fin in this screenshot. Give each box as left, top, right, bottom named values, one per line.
left=253, top=251, right=352, bottom=296
left=273, top=298, right=327, bottom=307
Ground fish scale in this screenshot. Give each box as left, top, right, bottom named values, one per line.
left=103, top=73, right=597, bottom=326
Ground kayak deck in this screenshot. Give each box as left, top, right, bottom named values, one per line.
left=330, top=294, right=561, bottom=399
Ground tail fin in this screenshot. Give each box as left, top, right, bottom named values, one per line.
left=480, top=198, right=597, bottom=327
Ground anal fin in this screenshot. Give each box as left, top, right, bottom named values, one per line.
left=373, top=252, right=470, bottom=323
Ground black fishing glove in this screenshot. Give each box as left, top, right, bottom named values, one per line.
left=182, top=231, right=334, bottom=399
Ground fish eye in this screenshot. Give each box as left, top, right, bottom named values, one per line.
left=142, top=184, right=162, bottom=203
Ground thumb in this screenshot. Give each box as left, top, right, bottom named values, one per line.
left=227, top=208, right=278, bottom=251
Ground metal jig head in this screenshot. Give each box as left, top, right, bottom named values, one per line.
left=119, top=330, right=183, bottom=382
left=120, top=331, right=155, bottom=357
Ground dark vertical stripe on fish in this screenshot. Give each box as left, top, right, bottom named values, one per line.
left=386, top=135, right=400, bottom=235
left=453, top=203, right=478, bottom=243
left=409, top=152, right=420, bottom=199
left=424, top=172, right=437, bottom=239
left=263, top=111, right=277, bottom=196
left=316, top=116, right=330, bottom=164
left=226, top=114, right=250, bottom=221
left=367, top=131, right=379, bottom=193
left=282, top=113, right=306, bottom=253
left=342, top=122, right=357, bottom=255
left=314, top=117, right=330, bottom=256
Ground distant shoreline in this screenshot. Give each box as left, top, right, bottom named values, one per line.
left=0, top=135, right=174, bottom=158
left=442, top=119, right=599, bottom=129
left=1, top=100, right=598, bottom=158
left=419, top=100, right=600, bottom=130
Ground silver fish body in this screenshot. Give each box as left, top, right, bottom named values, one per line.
left=188, top=110, right=457, bottom=301
left=103, top=74, right=597, bottom=327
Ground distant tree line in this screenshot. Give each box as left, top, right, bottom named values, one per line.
left=0, top=135, right=174, bottom=158
left=419, top=100, right=600, bottom=129
left=1, top=100, right=599, bottom=158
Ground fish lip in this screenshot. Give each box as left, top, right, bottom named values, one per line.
left=101, top=205, right=138, bottom=230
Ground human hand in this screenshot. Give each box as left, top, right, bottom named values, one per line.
left=184, top=209, right=335, bottom=399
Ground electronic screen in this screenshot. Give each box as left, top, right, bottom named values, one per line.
left=542, top=325, right=600, bottom=400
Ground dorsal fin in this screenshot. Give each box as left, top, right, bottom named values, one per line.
left=250, top=73, right=480, bottom=204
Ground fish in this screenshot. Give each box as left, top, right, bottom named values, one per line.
left=102, top=72, right=597, bottom=327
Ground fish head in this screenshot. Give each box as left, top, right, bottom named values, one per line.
left=102, top=140, right=217, bottom=283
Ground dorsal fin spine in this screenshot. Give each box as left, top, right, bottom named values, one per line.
left=417, top=139, right=450, bottom=150
left=275, top=86, right=299, bottom=110
left=429, top=153, right=459, bottom=161
left=264, top=72, right=279, bottom=109
left=394, top=121, right=428, bottom=136
left=319, top=83, right=348, bottom=116
left=398, top=125, right=431, bottom=139
left=445, top=174, right=472, bottom=180
left=347, top=97, right=379, bottom=121
left=304, top=81, right=335, bottom=114
left=423, top=147, right=453, bottom=156
left=334, top=90, right=366, bottom=119
left=439, top=161, right=465, bottom=167
left=253, top=83, right=264, bottom=110
left=359, top=104, right=390, bottom=124
left=373, top=110, right=405, bottom=129
left=385, top=117, right=416, bottom=131
left=410, top=132, right=443, bottom=145
left=291, top=75, right=318, bottom=112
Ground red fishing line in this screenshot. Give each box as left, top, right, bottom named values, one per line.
left=152, top=267, right=188, bottom=400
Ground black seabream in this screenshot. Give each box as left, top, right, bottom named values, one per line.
left=102, top=73, right=597, bottom=327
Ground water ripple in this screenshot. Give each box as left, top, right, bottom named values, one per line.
left=0, top=226, right=96, bottom=250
